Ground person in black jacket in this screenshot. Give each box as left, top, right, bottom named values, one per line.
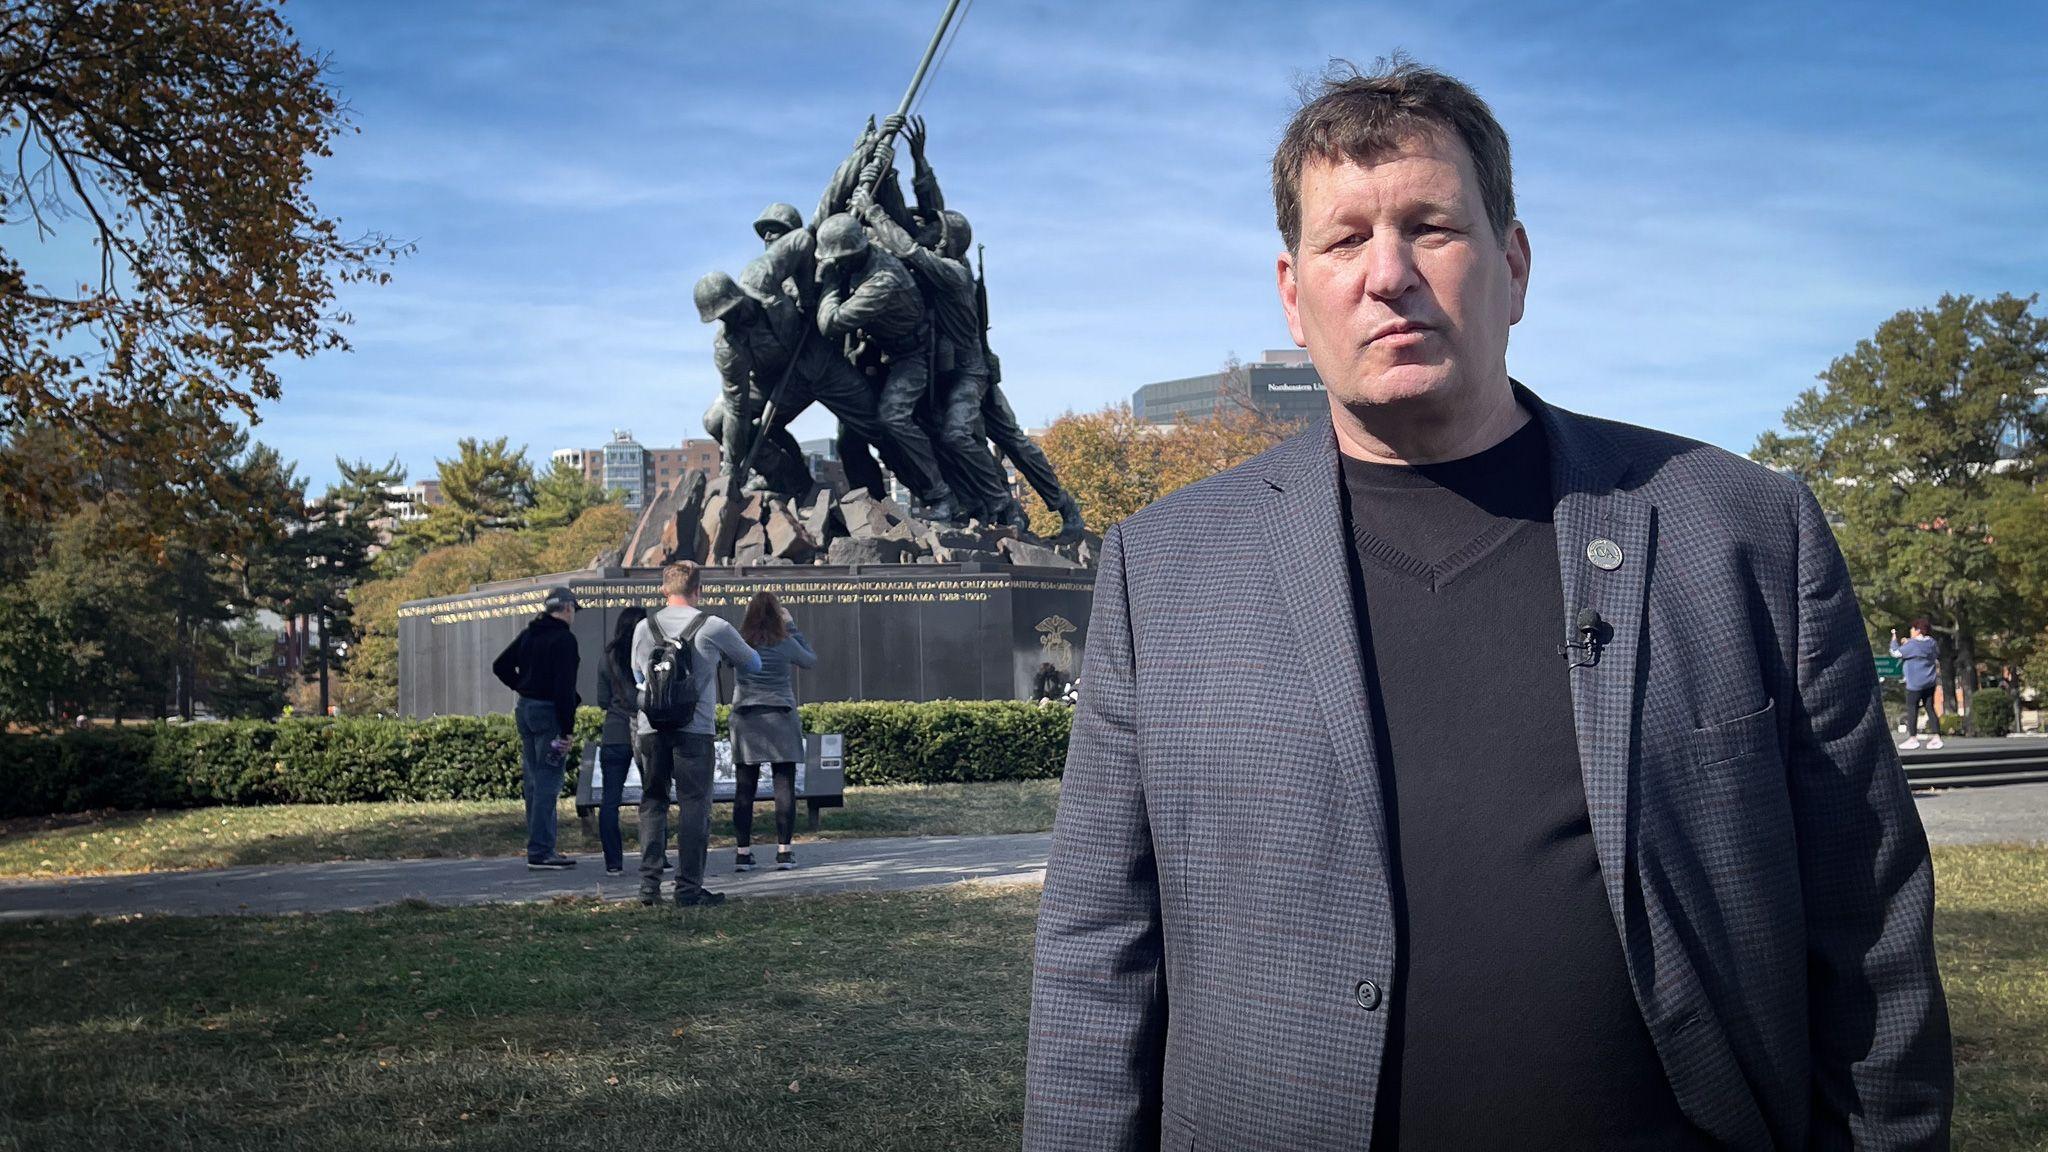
left=594, top=606, right=646, bottom=875
left=492, top=586, right=582, bottom=870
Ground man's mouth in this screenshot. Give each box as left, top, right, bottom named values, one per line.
left=1368, top=321, right=1434, bottom=345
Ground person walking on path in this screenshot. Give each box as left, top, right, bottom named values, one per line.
left=631, top=562, right=760, bottom=908
left=491, top=586, right=582, bottom=871
left=593, top=606, right=646, bottom=875
left=1893, top=618, right=1945, bottom=750
left=730, top=591, right=817, bottom=872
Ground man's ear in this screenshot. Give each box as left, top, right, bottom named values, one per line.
left=1506, top=221, right=1531, bottom=326
left=1278, top=249, right=1307, bottom=347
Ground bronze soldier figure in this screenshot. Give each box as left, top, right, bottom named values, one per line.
left=695, top=269, right=903, bottom=503
left=853, top=184, right=1017, bottom=525
left=813, top=212, right=959, bottom=523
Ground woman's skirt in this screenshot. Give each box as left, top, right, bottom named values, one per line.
left=730, top=703, right=805, bottom=764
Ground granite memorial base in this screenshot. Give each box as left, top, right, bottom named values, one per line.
left=397, top=563, right=1095, bottom=718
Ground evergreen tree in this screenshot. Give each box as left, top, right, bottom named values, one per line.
left=1754, top=292, right=2048, bottom=723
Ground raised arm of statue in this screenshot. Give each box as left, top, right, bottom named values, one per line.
left=855, top=189, right=921, bottom=261
left=816, top=122, right=879, bottom=227
left=905, top=115, right=945, bottom=216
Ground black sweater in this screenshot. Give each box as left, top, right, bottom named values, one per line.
left=492, top=615, right=581, bottom=737
left=1342, top=420, right=1704, bottom=1149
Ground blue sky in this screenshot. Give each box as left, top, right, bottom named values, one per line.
left=260, top=0, right=2047, bottom=492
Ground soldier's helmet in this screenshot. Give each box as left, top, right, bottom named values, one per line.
left=693, top=271, right=748, bottom=324
left=754, top=203, right=803, bottom=241
left=815, top=213, right=871, bottom=261
left=940, top=210, right=973, bottom=259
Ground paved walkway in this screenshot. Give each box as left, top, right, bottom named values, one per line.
left=1912, top=781, right=2048, bottom=845
left=0, top=833, right=1052, bottom=922
left=1, top=785, right=2042, bottom=922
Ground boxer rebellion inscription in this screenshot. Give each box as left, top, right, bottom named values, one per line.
left=396, top=563, right=1095, bottom=718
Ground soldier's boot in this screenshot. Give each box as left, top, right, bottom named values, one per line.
left=923, top=495, right=960, bottom=525
left=1054, top=492, right=1085, bottom=539
left=992, top=496, right=1028, bottom=530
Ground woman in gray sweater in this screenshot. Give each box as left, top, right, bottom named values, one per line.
left=729, top=591, right=816, bottom=870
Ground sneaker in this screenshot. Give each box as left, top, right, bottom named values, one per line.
left=734, top=851, right=757, bottom=873
left=675, top=890, right=728, bottom=908
left=605, top=866, right=624, bottom=877
left=1927, top=736, right=1946, bottom=750
left=1899, top=736, right=1923, bottom=750
left=638, top=888, right=662, bottom=906
left=527, top=855, right=577, bottom=870
left=776, top=850, right=797, bottom=871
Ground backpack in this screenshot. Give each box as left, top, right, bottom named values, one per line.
left=641, top=612, right=712, bottom=733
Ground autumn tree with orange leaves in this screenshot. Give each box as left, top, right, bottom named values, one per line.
left=1029, top=357, right=1302, bottom=537
left=0, top=0, right=405, bottom=521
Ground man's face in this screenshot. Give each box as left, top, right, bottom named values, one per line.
left=759, top=224, right=789, bottom=247
left=1277, top=130, right=1530, bottom=414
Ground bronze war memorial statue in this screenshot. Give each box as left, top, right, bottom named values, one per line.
left=397, top=0, right=1098, bottom=717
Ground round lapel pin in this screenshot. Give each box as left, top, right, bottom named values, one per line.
left=1586, top=538, right=1624, bottom=571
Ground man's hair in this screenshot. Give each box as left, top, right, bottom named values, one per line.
left=1271, top=54, right=1515, bottom=252
left=1911, top=617, right=1932, bottom=635
left=661, top=562, right=703, bottom=601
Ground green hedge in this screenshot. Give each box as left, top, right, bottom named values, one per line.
left=1971, top=688, right=2015, bottom=738
left=0, top=702, right=1071, bottom=817
left=797, top=701, right=1072, bottom=787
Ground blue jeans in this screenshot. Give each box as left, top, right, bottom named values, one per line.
left=515, top=697, right=567, bottom=861
left=598, top=741, right=632, bottom=871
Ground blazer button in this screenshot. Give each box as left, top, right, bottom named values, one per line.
left=1354, top=980, right=1382, bottom=1011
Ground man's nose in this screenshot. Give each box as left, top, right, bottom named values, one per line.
left=1362, top=237, right=1420, bottom=301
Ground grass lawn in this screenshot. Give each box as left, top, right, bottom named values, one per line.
left=0, top=885, right=1038, bottom=1151
left=1934, top=845, right=2048, bottom=1150
left=0, top=780, right=1062, bottom=878
left=0, top=845, right=2037, bottom=1150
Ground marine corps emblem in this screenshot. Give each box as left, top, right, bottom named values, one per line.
left=1036, top=615, right=1077, bottom=674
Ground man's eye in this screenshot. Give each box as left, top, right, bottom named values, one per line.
left=1330, top=234, right=1365, bottom=249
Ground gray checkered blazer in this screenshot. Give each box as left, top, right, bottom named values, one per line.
left=1025, top=386, right=1952, bottom=1150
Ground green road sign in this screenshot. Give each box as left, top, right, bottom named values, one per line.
left=1874, top=656, right=1903, bottom=679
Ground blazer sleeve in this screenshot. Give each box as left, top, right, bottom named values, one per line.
left=1786, top=485, right=1953, bottom=1148
left=1024, top=524, right=1165, bottom=1150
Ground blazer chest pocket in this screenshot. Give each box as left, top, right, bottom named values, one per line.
left=1688, top=699, right=1778, bottom=768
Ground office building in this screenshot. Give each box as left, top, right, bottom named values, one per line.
left=552, top=435, right=723, bottom=511
left=1132, top=349, right=1326, bottom=426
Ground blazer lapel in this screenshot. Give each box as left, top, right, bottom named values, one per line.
left=1533, top=390, right=1654, bottom=940
left=1257, top=398, right=1653, bottom=945
left=1260, top=425, right=1390, bottom=865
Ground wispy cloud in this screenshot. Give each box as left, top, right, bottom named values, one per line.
left=261, top=0, right=2047, bottom=491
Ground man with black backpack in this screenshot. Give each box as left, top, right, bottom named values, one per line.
left=630, top=561, right=762, bottom=907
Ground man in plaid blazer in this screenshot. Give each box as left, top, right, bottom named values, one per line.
left=1025, top=59, right=1951, bottom=1151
